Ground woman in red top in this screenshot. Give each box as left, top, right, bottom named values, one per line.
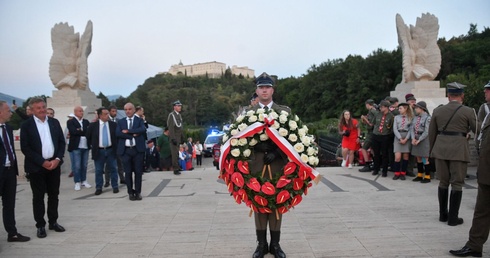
left=338, top=110, right=360, bottom=168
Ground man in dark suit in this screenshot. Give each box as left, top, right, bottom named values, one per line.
left=450, top=82, right=490, bottom=257
left=67, top=106, right=91, bottom=191
left=0, top=100, right=30, bottom=242
left=86, top=107, right=119, bottom=195
left=20, top=97, right=66, bottom=238
left=106, top=105, right=125, bottom=186
left=429, top=82, right=477, bottom=227
left=144, top=139, right=160, bottom=171
left=116, top=103, right=146, bottom=201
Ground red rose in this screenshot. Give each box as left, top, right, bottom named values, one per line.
left=283, top=162, right=297, bottom=176
left=246, top=178, right=261, bottom=192
left=291, top=194, right=302, bottom=207
left=231, top=172, right=244, bottom=188
left=261, top=182, right=276, bottom=195
left=237, top=160, right=250, bottom=174
left=293, top=178, right=304, bottom=190
left=254, top=195, right=268, bottom=206
left=278, top=206, right=289, bottom=214
left=259, top=207, right=272, bottom=214
left=276, top=176, right=291, bottom=188
left=276, top=190, right=290, bottom=204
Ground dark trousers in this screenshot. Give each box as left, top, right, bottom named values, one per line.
left=466, top=183, right=490, bottom=252
left=196, top=155, right=202, bottom=166
left=121, top=148, right=144, bottom=195
left=170, top=143, right=180, bottom=170
left=29, top=167, right=61, bottom=228
left=105, top=155, right=124, bottom=183
left=1, top=166, right=18, bottom=236
left=371, top=134, right=390, bottom=173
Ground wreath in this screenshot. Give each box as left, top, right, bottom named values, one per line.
left=219, top=107, right=321, bottom=218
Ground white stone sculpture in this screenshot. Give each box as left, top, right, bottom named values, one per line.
left=49, top=20, right=93, bottom=90
left=396, top=13, right=441, bottom=82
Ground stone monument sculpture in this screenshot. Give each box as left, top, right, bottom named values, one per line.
left=47, top=20, right=100, bottom=127
left=391, top=13, right=446, bottom=114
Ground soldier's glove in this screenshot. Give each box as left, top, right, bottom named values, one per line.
left=253, top=141, right=275, bottom=153
left=171, top=139, right=178, bottom=146
left=264, top=149, right=280, bottom=165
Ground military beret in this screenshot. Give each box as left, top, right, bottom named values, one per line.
left=405, top=93, right=416, bottom=101
left=365, top=99, right=375, bottom=105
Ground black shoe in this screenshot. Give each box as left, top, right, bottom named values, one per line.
left=129, top=194, right=136, bottom=201
left=358, top=166, right=371, bottom=172
left=382, top=172, right=387, bottom=177
left=421, top=178, right=431, bottom=183
left=113, top=188, right=119, bottom=194
left=37, top=227, right=47, bottom=238
left=95, top=189, right=102, bottom=195
left=412, top=177, right=423, bottom=182
left=449, top=246, right=482, bottom=257
left=49, top=223, right=65, bottom=232
left=8, top=233, right=30, bottom=242
left=392, top=175, right=400, bottom=180
left=104, top=182, right=110, bottom=188
left=406, top=171, right=416, bottom=177
left=134, top=193, right=142, bottom=201
left=174, top=170, right=181, bottom=175
left=400, top=175, right=406, bottom=180
left=120, top=180, right=126, bottom=184
left=252, top=242, right=268, bottom=258
left=270, top=242, right=286, bottom=258
left=372, top=171, right=379, bottom=176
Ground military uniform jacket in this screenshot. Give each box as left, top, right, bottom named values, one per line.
left=429, top=101, right=477, bottom=162
left=365, top=108, right=378, bottom=132
left=372, top=111, right=394, bottom=136
left=477, top=113, right=490, bottom=185
left=167, top=111, right=184, bottom=144
left=393, top=115, right=412, bottom=140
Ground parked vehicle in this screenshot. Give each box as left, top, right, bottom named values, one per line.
left=203, top=131, right=224, bottom=157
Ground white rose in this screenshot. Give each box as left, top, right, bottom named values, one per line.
left=307, top=146, right=316, bottom=156
left=308, top=156, right=317, bottom=166
left=257, top=108, right=265, bottom=114
left=238, top=123, right=248, bottom=131
left=272, top=121, right=280, bottom=130
left=270, top=111, right=279, bottom=119
left=301, top=136, right=311, bottom=146
left=243, top=149, right=251, bottom=157
left=301, top=154, right=309, bottom=163
left=280, top=110, right=289, bottom=116
left=236, top=115, right=245, bottom=123
left=249, top=115, right=258, bottom=123
left=288, top=134, right=298, bottom=142
left=297, top=128, right=306, bottom=137
left=258, top=114, right=265, bottom=122
left=294, top=115, right=299, bottom=121
left=230, top=129, right=238, bottom=136
left=294, top=143, right=304, bottom=153
left=246, top=110, right=255, bottom=117
left=279, top=114, right=288, bottom=124
left=289, top=120, right=298, bottom=130
left=260, top=133, right=269, bottom=141
left=314, top=157, right=319, bottom=166
left=249, top=138, right=258, bottom=146
left=303, top=125, right=309, bottom=133
left=222, top=134, right=229, bottom=142
left=238, top=138, right=248, bottom=146
left=231, top=148, right=241, bottom=157
left=278, top=128, right=288, bottom=137
left=230, top=138, right=238, bottom=146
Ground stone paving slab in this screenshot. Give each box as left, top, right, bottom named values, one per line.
left=0, top=156, right=487, bottom=258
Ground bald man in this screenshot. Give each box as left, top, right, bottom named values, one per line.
left=67, top=106, right=91, bottom=191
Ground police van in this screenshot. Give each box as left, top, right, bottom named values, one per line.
left=203, top=130, right=224, bottom=157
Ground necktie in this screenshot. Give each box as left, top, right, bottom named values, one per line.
left=401, top=116, right=405, bottom=129
left=102, top=122, right=109, bottom=147
left=128, top=118, right=134, bottom=146
left=378, top=114, right=386, bottom=133
left=264, top=106, right=269, bottom=112
left=1, top=125, right=15, bottom=164
left=415, top=116, right=421, bottom=132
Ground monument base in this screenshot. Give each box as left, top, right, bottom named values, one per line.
left=391, top=81, right=447, bottom=115
left=47, top=88, right=101, bottom=128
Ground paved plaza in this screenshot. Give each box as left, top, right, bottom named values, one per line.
left=0, top=156, right=487, bottom=258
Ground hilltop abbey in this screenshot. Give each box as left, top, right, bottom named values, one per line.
left=165, top=61, right=254, bottom=78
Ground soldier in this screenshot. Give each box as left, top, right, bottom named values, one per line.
left=449, top=81, right=490, bottom=257
left=475, top=81, right=490, bottom=154
left=359, top=99, right=377, bottom=172
left=371, top=100, right=394, bottom=177
left=429, top=82, right=477, bottom=226
left=249, top=72, right=289, bottom=258
left=167, top=100, right=184, bottom=175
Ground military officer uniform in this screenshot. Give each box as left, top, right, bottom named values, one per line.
left=371, top=100, right=394, bottom=177
left=475, top=81, right=490, bottom=153
left=429, top=82, right=477, bottom=227
left=167, top=101, right=184, bottom=175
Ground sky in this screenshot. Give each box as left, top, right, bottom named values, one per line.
left=0, top=0, right=489, bottom=100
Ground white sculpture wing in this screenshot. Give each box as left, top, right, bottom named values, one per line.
left=396, top=14, right=413, bottom=82
left=49, top=23, right=79, bottom=88
left=77, top=20, right=93, bottom=90
left=414, top=13, right=441, bottom=80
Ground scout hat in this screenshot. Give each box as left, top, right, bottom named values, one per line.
left=398, top=102, right=410, bottom=107
left=447, top=82, right=466, bottom=94
left=414, top=101, right=428, bottom=113
left=255, top=72, right=274, bottom=87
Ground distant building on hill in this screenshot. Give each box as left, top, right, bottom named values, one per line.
left=165, top=61, right=254, bottom=78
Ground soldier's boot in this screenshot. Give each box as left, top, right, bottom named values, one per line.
left=392, top=162, right=401, bottom=180
left=269, top=231, right=286, bottom=258
left=421, top=164, right=431, bottom=183
left=448, top=190, right=464, bottom=226
left=438, top=187, right=449, bottom=222
left=252, top=230, right=268, bottom=258
left=412, top=163, right=424, bottom=182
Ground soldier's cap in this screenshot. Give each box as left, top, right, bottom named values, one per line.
left=172, top=100, right=182, bottom=106
left=365, top=99, right=375, bottom=105
left=398, top=102, right=410, bottom=107
left=379, top=100, right=391, bottom=108
left=484, top=81, right=490, bottom=89
left=447, top=82, right=466, bottom=93
left=414, top=101, right=428, bottom=112
left=255, top=72, right=274, bottom=87
left=250, top=92, right=258, bottom=101
left=405, top=93, right=416, bottom=101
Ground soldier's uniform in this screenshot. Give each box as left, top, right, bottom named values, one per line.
left=475, top=81, right=490, bottom=153
left=429, top=82, right=477, bottom=226
left=248, top=73, right=288, bottom=258
left=371, top=100, right=394, bottom=177
left=167, top=101, right=184, bottom=175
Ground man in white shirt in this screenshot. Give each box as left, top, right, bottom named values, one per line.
left=67, top=106, right=91, bottom=191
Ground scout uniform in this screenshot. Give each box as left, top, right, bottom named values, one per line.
left=167, top=100, right=184, bottom=175
left=410, top=101, right=432, bottom=183
left=429, top=82, right=477, bottom=226
left=392, top=102, right=412, bottom=180
left=358, top=99, right=378, bottom=172
left=371, top=100, right=394, bottom=177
